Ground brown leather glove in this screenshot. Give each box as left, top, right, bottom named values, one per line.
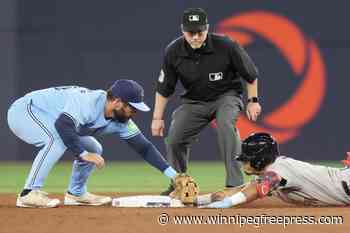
left=170, top=173, right=199, bottom=205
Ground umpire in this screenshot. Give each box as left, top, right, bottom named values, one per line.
left=151, top=8, right=262, bottom=194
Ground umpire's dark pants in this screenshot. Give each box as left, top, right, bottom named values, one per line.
left=165, top=91, right=244, bottom=187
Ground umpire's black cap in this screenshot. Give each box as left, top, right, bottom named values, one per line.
left=182, top=8, right=208, bottom=32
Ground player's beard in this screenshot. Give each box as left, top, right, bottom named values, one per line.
left=112, top=109, right=130, bottom=123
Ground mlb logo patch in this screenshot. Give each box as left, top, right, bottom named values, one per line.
left=209, top=72, right=223, bottom=81
left=189, top=15, right=200, bottom=22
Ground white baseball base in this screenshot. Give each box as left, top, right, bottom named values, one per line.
left=111, top=195, right=184, bottom=208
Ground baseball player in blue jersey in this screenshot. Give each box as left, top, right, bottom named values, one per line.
left=7, top=79, right=179, bottom=208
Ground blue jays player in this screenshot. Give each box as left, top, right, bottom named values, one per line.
left=197, top=133, right=350, bottom=208
left=7, top=79, right=178, bottom=208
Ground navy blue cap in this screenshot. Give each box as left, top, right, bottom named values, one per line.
left=110, top=79, right=150, bottom=112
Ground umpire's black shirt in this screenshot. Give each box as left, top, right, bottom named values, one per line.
left=156, top=33, right=259, bottom=101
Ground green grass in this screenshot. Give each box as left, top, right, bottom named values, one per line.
left=0, top=161, right=344, bottom=194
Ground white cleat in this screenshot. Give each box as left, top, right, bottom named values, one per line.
left=64, top=192, right=112, bottom=206
left=16, top=190, right=60, bottom=208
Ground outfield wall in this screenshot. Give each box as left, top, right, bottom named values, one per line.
left=2, top=1, right=349, bottom=161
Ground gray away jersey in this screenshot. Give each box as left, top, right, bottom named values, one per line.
left=266, top=156, right=350, bottom=206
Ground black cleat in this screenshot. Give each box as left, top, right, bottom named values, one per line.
left=160, top=184, right=175, bottom=195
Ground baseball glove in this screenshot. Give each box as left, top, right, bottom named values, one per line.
left=170, top=173, right=199, bottom=205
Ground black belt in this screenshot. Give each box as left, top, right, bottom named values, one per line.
left=341, top=181, right=350, bottom=196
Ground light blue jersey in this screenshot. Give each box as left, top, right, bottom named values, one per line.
left=7, top=86, right=141, bottom=195
left=25, top=86, right=140, bottom=139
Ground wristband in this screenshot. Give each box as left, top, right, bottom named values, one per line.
left=228, top=191, right=247, bottom=206
left=163, top=166, right=177, bottom=179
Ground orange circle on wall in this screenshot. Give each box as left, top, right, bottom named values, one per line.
left=212, top=11, right=326, bottom=143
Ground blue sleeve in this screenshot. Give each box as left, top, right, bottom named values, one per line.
left=125, top=133, right=170, bottom=172
left=119, top=120, right=141, bottom=139
left=55, top=113, right=87, bottom=157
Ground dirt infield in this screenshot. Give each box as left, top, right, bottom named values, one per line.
left=0, top=193, right=348, bottom=233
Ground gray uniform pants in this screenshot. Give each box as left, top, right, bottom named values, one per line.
left=165, top=92, right=244, bottom=187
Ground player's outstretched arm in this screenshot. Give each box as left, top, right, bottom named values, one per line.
left=195, top=184, right=246, bottom=206
left=200, top=183, right=257, bottom=208
left=201, top=171, right=281, bottom=208
left=125, top=133, right=177, bottom=179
